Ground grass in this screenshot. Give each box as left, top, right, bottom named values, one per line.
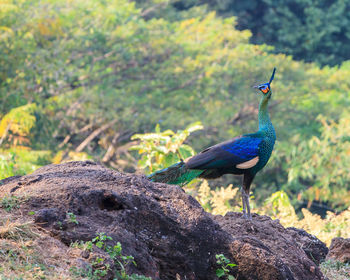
left=71, top=233, right=152, bottom=280
left=0, top=213, right=151, bottom=280
left=0, top=239, right=72, bottom=280
left=1, top=196, right=21, bottom=212
left=0, top=219, right=39, bottom=241
left=0, top=215, right=71, bottom=280
left=320, top=259, right=350, bottom=280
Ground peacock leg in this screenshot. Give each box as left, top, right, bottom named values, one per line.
left=241, top=187, right=247, bottom=218
left=245, top=190, right=252, bottom=220
left=243, top=173, right=255, bottom=220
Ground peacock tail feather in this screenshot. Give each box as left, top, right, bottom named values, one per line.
left=148, top=161, right=204, bottom=186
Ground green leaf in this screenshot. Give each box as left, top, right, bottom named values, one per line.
left=163, top=153, right=178, bottom=167
left=155, top=124, right=160, bottom=133
left=185, top=121, right=203, bottom=133
left=216, top=269, right=225, bottom=278
left=178, top=145, right=195, bottom=159
left=95, top=241, right=103, bottom=249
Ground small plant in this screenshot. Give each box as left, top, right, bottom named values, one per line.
left=194, top=180, right=241, bottom=215
left=320, top=259, right=350, bottom=280
left=92, top=232, right=112, bottom=250
left=70, top=265, right=109, bottom=280
left=0, top=195, right=20, bottom=212
left=130, top=122, right=203, bottom=173
left=215, top=254, right=236, bottom=280
left=71, top=240, right=93, bottom=252
left=71, top=233, right=151, bottom=280
left=91, top=257, right=111, bottom=279
left=58, top=221, right=64, bottom=229
left=92, top=233, right=138, bottom=279
left=67, top=212, right=78, bottom=225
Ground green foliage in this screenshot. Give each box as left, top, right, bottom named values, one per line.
left=67, top=212, right=78, bottom=225
left=282, top=114, right=350, bottom=211
left=180, top=0, right=350, bottom=65
left=249, top=0, right=350, bottom=65
left=195, top=186, right=350, bottom=246
left=0, top=153, right=17, bottom=179
left=264, top=191, right=297, bottom=220
left=320, top=259, right=350, bottom=280
left=0, top=195, right=20, bottom=212
left=241, top=190, right=349, bottom=246
left=215, top=254, right=236, bottom=280
left=0, top=223, right=64, bottom=279
left=0, top=149, right=51, bottom=179
left=0, top=103, right=37, bottom=146
left=194, top=180, right=241, bottom=215
left=130, top=122, right=203, bottom=173
left=71, top=240, right=93, bottom=252
left=71, top=233, right=151, bottom=280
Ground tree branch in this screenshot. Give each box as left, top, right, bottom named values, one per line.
left=75, top=120, right=117, bottom=153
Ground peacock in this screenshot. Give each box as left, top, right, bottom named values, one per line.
left=149, top=68, right=277, bottom=219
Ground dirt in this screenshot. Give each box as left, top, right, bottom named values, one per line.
left=0, top=161, right=329, bottom=280
left=327, top=237, right=350, bottom=263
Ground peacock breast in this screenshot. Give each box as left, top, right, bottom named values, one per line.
left=255, top=137, right=275, bottom=172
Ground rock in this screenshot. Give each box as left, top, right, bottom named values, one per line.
left=327, top=237, right=350, bottom=263
left=286, top=227, right=328, bottom=265
left=0, top=161, right=328, bottom=280
left=34, top=208, right=62, bottom=226
left=214, top=213, right=326, bottom=280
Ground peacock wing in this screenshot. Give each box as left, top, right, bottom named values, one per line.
left=185, top=135, right=262, bottom=170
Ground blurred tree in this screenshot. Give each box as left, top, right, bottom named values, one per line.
left=0, top=104, right=37, bottom=146
left=172, top=0, right=350, bottom=66
left=282, top=113, right=350, bottom=211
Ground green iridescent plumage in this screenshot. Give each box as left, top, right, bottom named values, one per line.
left=149, top=162, right=203, bottom=186
left=149, top=68, right=277, bottom=219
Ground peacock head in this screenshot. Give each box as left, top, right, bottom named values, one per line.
left=254, top=68, right=276, bottom=98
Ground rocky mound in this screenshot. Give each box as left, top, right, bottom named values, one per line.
left=327, top=237, right=350, bottom=264
left=0, top=161, right=328, bottom=280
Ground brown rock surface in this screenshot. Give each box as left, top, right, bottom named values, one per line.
left=327, top=237, right=350, bottom=263
left=214, top=213, right=328, bottom=280
left=0, top=161, right=328, bottom=280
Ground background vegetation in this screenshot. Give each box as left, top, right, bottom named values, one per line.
left=172, top=0, right=350, bottom=66
left=0, top=0, right=349, bottom=238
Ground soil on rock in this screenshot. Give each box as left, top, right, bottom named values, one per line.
left=214, top=213, right=328, bottom=280
left=0, top=161, right=328, bottom=280
left=327, top=237, right=350, bottom=263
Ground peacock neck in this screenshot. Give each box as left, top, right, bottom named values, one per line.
left=258, top=95, right=275, bottom=138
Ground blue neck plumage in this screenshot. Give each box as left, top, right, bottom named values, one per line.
left=258, top=93, right=276, bottom=139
